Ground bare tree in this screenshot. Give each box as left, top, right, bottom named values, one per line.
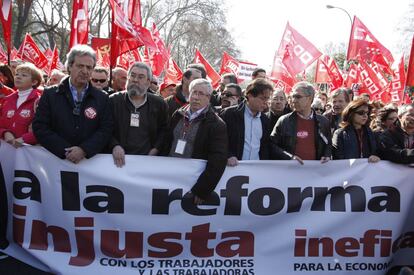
left=14, top=0, right=34, bottom=48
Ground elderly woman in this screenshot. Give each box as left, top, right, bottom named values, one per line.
left=0, top=63, right=42, bottom=147
left=332, top=98, right=380, bottom=162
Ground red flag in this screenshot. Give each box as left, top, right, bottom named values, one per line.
left=347, top=16, right=393, bottom=65
left=10, top=47, right=17, bottom=60
left=17, top=34, right=49, bottom=70
left=357, top=58, right=385, bottom=100
left=109, top=0, right=156, bottom=66
left=118, top=0, right=142, bottom=26
left=387, top=55, right=406, bottom=104
left=0, top=43, right=7, bottom=63
left=219, top=52, right=239, bottom=75
left=276, top=22, right=322, bottom=76
left=69, top=0, right=89, bottom=49
left=44, top=48, right=53, bottom=59
left=343, top=63, right=360, bottom=90
left=47, top=46, right=62, bottom=75
left=315, top=55, right=343, bottom=90
left=270, top=55, right=296, bottom=91
left=151, top=23, right=169, bottom=60
left=117, top=49, right=142, bottom=70
left=194, top=49, right=221, bottom=88
left=314, top=58, right=329, bottom=83
left=0, top=0, right=12, bottom=53
left=406, top=35, right=414, bottom=87
left=164, top=57, right=183, bottom=84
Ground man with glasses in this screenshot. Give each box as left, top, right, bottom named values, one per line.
left=378, top=104, right=414, bottom=164
left=221, top=78, right=273, bottom=166
left=220, top=83, right=242, bottom=109
left=109, top=62, right=168, bottom=167
left=33, top=45, right=113, bottom=163
left=91, top=66, right=115, bottom=95
left=267, top=88, right=291, bottom=130
left=270, top=81, right=331, bottom=164
left=167, top=78, right=227, bottom=204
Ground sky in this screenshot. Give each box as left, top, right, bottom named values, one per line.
left=224, top=0, right=411, bottom=71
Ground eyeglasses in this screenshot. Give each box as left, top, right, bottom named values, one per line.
left=354, top=110, right=369, bottom=116
left=314, top=108, right=325, bottom=112
left=91, top=78, right=107, bottom=83
left=291, top=94, right=310, bottom=100
left=223, top=92, right=238, bottom=98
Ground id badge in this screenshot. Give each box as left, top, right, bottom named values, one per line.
left=175, top=139, right=187, bottom=154
left=130, top=113, right=140, bottom=127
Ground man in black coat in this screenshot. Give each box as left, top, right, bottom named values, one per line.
left=271, top=81, right=331, bottom=164
left=167, top=79, right=228, bottom=204
left=220, top=78, right=273, bottom=166
left=378, top=104, right=414, bottom=164
left=33, top=45, right=113, bottom=163
left=109, top=62, right=168, bottom=167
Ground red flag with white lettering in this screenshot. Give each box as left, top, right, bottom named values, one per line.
left=388, top=55, right=406, bottom=104
left=270, top=55, right=296, bottom=92
left=343, top=63, right=360, bottom=90
left=315, top=55, right=343, bottom=91
left=356, top=58, right=385, bottom=100
left=194, top=49, right=221, bottom=88
left=69, top=0, right=89, bottom=49
left=118, top=0, right=142, bottom=26
left=0, top=0, right=12, bottom=53
left=406, top=35, right=414, bottom=87
left=219, top=52, right=239, bottom=75
left=347, top=16, right=394, bottom=65
left=0, top=43, right=7, bottom=63
left=276, top=22, right=322, bottom=77
left=314, top=58, right=329, bottom=83
left=17, top=34, right=49, bottom=70
left=164, top=57, right=183, bottom=84
left=44, top=48, right=53, bottom=59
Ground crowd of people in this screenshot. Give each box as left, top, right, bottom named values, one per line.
left=1, top=44, right=413, bottom=204
left=0, top=44, right=414, bottom=274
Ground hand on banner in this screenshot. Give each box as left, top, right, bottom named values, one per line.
left=292, top=155, right=304, bottom=165
left=3, top=131, right=15, bottom=144
left=320, top=156, right=331, bottom=164
left=148, top=148, right=159, bottom=156
left=368, top=155, right=381, bottom=163
left=227, top=157, right=239, bottom=167
left=112, top=145, right=125, bottom=167
left=65, top=146, right=86, bottom=164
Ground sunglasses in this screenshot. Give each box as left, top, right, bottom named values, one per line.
left=91, top=78, right=107, bottom=83
left=354, top=110, right=369, bottom=116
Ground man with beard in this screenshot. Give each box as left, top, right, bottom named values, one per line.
left=109, top=62, right=168, bottom=167
left=33, top=45, right=113, bottom=163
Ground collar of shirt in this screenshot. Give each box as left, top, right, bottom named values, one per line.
left=69, top=78, right=88, bottom=103
left=17, top=88, right=33, bottom=97
left=245, top=104, right=261, bottom=118
left=185, top=105, right=207, bottom=121
left=128, top=93, right=148, bottom=110
left=297, top=110, right=314, bottom=120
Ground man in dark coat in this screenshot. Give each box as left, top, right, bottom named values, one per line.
left=378, top=104, right=414, bottom=164
left=271, top=81, right=331, bottom=164
left=167, top=79, right=227, bottom=204
left=33, top=45, right=113, bottom=163
left=109, top=62, right=168, bottom=167
left=220, top=78, right=273, bottom=166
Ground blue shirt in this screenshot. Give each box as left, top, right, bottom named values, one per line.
left=242, top=105, right=262, bottom=160
left=69, top=78, right=88, bottom=103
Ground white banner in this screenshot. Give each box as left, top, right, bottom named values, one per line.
left=1, top=141, right=414, bottom=275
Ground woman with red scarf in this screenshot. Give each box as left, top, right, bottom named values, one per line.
left=0, top=63, right=42, bottom=147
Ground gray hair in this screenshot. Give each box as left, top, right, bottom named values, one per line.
left=189, top=78, right=213, bottom=95
left=292, top=81, right=315, bottom=98
left=398, top=104, right=414, bottom=117
left=65, top=45, right=96, bottom=71
left=311, top=98, right=324, bottom=109
left=128, top=62, right=152, bottom=80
